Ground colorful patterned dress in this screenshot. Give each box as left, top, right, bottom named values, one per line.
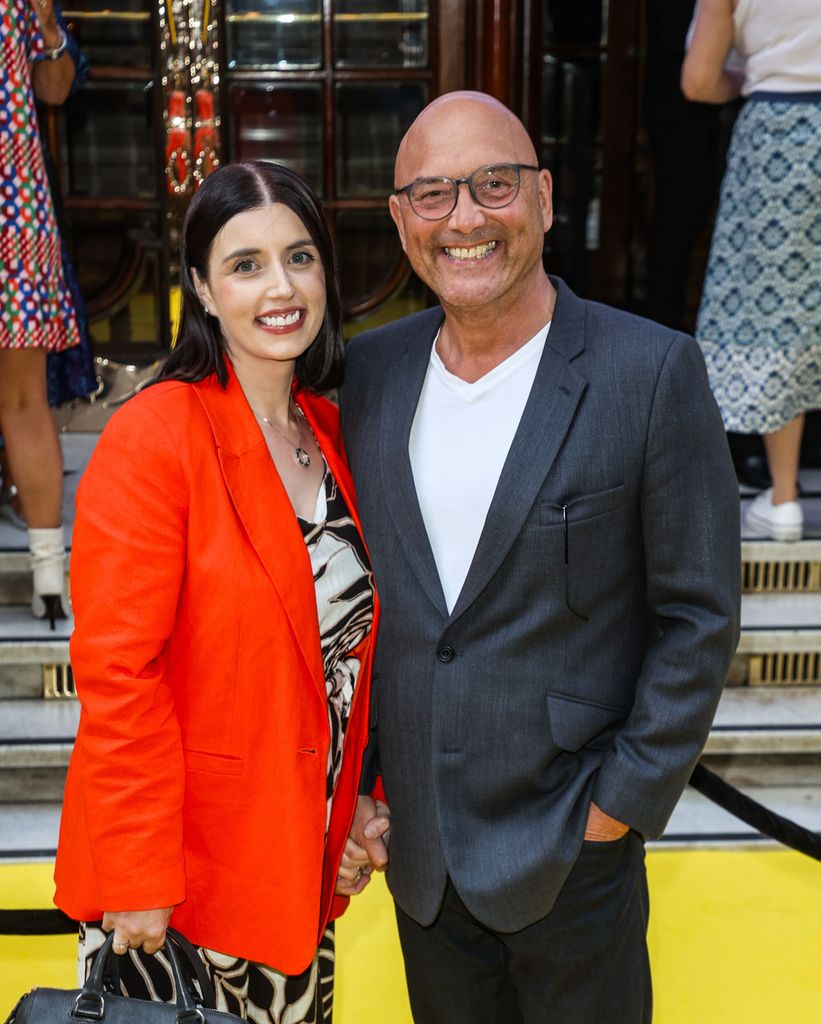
left=0, top=0, right=80, bottom=351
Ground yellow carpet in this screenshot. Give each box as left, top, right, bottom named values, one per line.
left=2, top=851, right=819, bottom=1022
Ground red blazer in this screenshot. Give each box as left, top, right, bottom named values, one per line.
left=54, top=363, right=380, bottom=974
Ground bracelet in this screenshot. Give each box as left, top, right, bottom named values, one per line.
left=42, top=27, right=67, bottom=61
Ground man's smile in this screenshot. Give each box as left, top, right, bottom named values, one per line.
left=442, top=240, right=498, bottom=261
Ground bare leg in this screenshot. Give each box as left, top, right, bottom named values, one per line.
left=763, top=414, right=804, bottom=505
left=0, top=349, right=63, bottom=528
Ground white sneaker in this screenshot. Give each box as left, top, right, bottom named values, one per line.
left=744, top=488, right=803, bottom=542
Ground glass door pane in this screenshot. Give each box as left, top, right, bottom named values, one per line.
left=335, top=82, right=427, bottom=196
left=225, top=0, right=323, bottom=70
left=228, top=84, right=323, bottom=193
left=336, top=209, right=404, bottom=302
left=334, top=0, right=429, bottom=68
left=62, top=1, right=153, bottom=67
left=64, top=82, right=157, bottom=198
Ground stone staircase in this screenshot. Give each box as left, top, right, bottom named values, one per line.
left=0, top=434, right=86, bottom=860
left=1, top=438, right=820, bottom=858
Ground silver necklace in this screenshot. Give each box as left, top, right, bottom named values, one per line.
left=254, top=404, right=311, bottom=468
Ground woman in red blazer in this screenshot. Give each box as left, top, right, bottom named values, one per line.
left=54, top=162, right=382, bottom=1023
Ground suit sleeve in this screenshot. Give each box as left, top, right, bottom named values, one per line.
left=591, top=334, right=741, bottom=838
left=69, top=399, right=189, bottom=909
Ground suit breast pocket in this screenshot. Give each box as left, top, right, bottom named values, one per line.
left=537, top=483, right=626, bottom=526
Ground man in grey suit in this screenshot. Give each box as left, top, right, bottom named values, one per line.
left=339, top=91, right=740, bottom=1023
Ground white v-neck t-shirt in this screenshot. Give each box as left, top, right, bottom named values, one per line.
left=409, top=324, right=550, bottom=612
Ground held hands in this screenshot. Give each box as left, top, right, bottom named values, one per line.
left=102, top=907, right=173, bottom=956
left=584, top=801, right=630, bottom=842
left=335, top=795, right=391, bottom=897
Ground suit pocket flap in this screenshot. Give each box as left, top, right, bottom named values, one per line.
left=183, top=749, right=245, bottom=776
left=547, top=692, right=628, bottom=752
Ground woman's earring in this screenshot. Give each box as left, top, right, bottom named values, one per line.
left=203, top=305, right=210, bottom=317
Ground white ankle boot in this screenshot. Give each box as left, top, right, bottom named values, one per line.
left=28, top=527, right=69, bottom=629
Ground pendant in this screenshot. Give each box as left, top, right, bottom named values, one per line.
left=294, top=447, right=311, bottom=468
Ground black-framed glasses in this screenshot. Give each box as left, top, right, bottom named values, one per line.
left=393, top=163, right=540, bottom=220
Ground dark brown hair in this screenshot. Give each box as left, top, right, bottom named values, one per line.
left=155, top=161, right=343, bottom=392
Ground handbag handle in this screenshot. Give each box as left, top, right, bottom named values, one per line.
left=72, top=932, right=210, bottom=1024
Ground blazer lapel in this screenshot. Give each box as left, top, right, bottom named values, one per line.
left=379, top=311, right=449, bottom=620
left=193, top=366, right=326, bottom=696
left=448, top=279, right=588, bottom=625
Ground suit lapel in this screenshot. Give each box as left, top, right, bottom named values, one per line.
left=379, top=310, right=449, bottom=619
left=448, top=279, right=588, bottom=625
left=193, top=366, right=326, bottom=696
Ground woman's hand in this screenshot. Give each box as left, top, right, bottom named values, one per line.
left=335, top=795, right=391, bottom=895
left=102, top=907, right=173, bottom=955
left=27, top=0, right=61, bottom=48
left=334, top=838, right=373, bottom=896
left=28, top=0, right=76, bottom=104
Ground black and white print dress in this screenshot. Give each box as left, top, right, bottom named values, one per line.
left=79, top=464, right=375, bottom=1024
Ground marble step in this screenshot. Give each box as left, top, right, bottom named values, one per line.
left=0, top=801, right=63, bottom=859
left=659, top=772, right=821, bottom=848
left=0, top=606, right=72, bottom=699
left=0, top=700, right=79, bottom=801
left=705, top=685, right=821, bottom=754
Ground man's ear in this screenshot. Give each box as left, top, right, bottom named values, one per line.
left=388, top=194, right=408, bottom=254
left=191, top=268, right=214, bottom=312
left=538, top=169, right=553, bottom=234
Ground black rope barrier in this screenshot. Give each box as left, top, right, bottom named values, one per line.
left=0, top=909, right=76, bottom=935
left=689, top=762, right=821, bottom=861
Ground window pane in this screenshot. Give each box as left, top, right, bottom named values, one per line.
left=335, top=83, right=426, bottom=197
left=229, top=84, right=323, bottom=194
left=334, top=0, right=429, bottom=69
left=63, top=82, right=157, bottom=198
left=62, top=1, right=153, bottom=68
left=335, top=209, right=404, bottom=310
left=225, top=0, right=322, bottom=70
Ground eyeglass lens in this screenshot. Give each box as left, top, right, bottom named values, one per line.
left=409, top=164, right=523, bottom=218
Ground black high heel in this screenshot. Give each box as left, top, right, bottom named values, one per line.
left=34, top=594, right=68, bottom=631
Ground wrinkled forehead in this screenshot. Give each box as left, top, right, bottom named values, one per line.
left=395, top=99, right=537, bottom=184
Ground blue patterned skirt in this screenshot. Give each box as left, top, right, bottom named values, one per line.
left=696, top=92, right=821, bottom=434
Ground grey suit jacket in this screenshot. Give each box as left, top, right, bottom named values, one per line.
left=340, top=279, right=741, bottom=931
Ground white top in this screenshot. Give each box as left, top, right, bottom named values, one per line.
left=733, top=0, right=821, bottom=95
left=409, top=324, right=549, bottom=613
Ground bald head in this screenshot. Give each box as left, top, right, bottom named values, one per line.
left=395, top=92, right=538, bottom=187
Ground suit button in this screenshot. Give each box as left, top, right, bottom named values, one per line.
left=436, top=644, right=456, bottom=663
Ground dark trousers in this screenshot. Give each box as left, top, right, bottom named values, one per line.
left=394, top=831, right=651, bottom=1024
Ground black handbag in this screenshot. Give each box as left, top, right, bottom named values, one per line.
left=5, top=929, right=244, bottom=1024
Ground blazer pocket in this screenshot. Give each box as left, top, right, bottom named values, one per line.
left=183, top=749, right=245, bottom=776
left=547, top=692, right=628, bottom=753
left=538, top=483, right=626, bottom=526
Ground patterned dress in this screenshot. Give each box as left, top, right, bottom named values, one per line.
left=78, top=465, right=375, bottom=1024
left=0, top=0, right=80, bottom=351
left=696, top=93, right=821, bottom=434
